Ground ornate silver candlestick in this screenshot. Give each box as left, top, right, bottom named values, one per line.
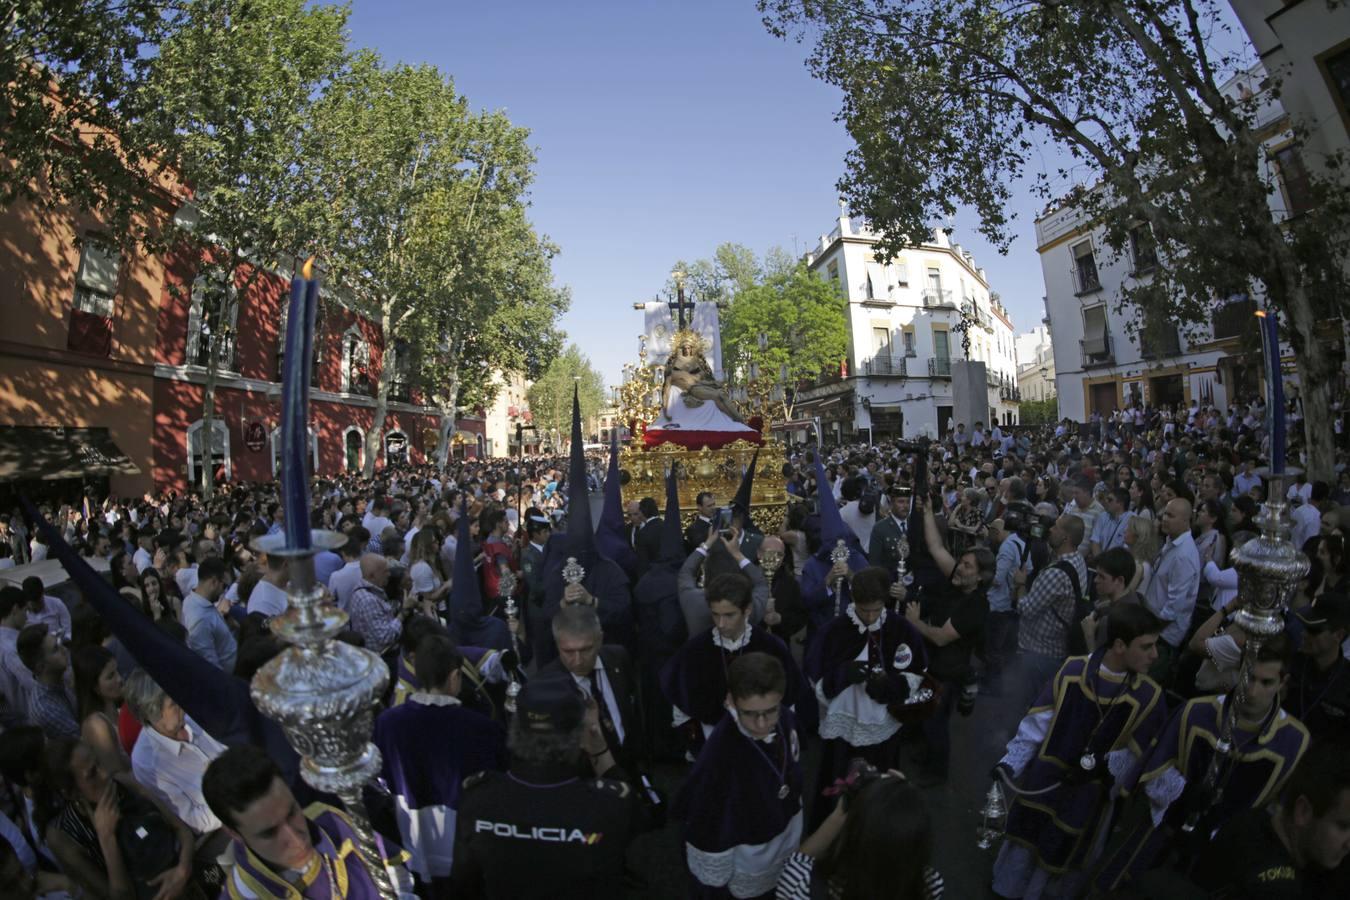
left=1182, top=471, right=1307, bottom=834
left=250, top=530, right=395, bottom=899
left=976, top=781, right=1008, bottom=850
left=498, top=564, right=522, bottom=713
left=830, top=538, right=849, bottom=593
left=895, top=536, right=914, bottom=586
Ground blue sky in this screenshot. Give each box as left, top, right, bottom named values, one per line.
left=345, top=0, right=1061, bottom=386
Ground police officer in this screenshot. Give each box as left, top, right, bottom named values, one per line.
left=450, top=674, right=645, bottom=899
left=1286, top=592, right=1350, bottom=745
left=520, top=513, right=550, bottom=653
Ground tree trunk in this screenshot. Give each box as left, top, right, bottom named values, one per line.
left=1281, top=281, right=1339, bottom=481
left=364, top=305, right=395, bottom=478
left=200, top=358, right=217, bottom=500
left=436, top=341, right=462, bottom=472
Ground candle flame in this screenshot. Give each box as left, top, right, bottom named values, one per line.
left=301, top=256, right=315, bottom=280
left=1253, top=309, right=1267, bottom=318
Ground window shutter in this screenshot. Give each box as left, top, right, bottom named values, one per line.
left=76, top=239, right=119, bottom=295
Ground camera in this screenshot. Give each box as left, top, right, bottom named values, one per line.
left=1028, top=513, right=1055, bottom=540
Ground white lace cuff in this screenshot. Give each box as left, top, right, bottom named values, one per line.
left=672, top=707, right=691, bottom=728
left=1144, top=765, right=1186, bottom=826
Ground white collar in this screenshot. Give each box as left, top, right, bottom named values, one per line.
left=571, top=656, right=606, bottom=683
left=846, top=603, right=886, bottom=633
left=712, top=625, right=752, bottom=651
left=529, top=541, right=545, bottom=552
left=142, top=719, right=198, bottom=756
left=409, top=692, right=461, bottom=707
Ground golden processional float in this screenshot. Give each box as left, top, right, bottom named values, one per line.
left=616, top=328, right=788, bottom=533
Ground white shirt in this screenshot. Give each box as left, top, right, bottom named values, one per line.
left=1291, top=503, right=1321, bottom=551
left=30, top=596, right=72, bottom=643
left=130, top=715, right=227, bottom=834
left=175, top=564, right=199, bottom=598
left=246, top=579, right=289, bottom=618
left=133, top=546, right=153, bottom=574
left=327, top=560, right=363, bottom=612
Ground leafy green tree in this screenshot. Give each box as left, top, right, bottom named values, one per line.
left=295, top=54, right=562, bottom=475
left=667, top=242, right=763, bottom=304
left=1019, top=396, right=1059, bottom=426
left=142, top=0, right=349, bottom=496
left=2, top=0, right=177, bottom=244
left=721, top=263, right=850, bottom=423
left=526, top=345, right=607, bottom=444
left=762, top=0, right=1350, bottom=478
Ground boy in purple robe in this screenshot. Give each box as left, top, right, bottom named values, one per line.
left=991, top=603, right=1169, bottom=900
left=804, top=566, right=928, bottom=799
left=375, top=634, right=507, bottom=896
left=202, top=745, right=415, bottom=899
left=661, top=570, right=813, bottom=755
left=1096, top=634, right=1309, bottom=892
left=674, top=651, right=805, bottom=899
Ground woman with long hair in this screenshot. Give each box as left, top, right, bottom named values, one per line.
left=1129, top=478, right=1156, bottom=522
left=72, top=646, right=128, bottom=776
left=777, top=774, right=943, bottom=899
left=1123, top=515, right=1160, bottom=597
left=136, top=568, right=175, bottom=623
left=407, top=529, right=450, bottom=619
left=1193, top=499, right=1230, bottom=570
left=108, top=551, right=139, bottom=605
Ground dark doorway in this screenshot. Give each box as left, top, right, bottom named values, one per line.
left=1090, top=382, right=1119, bottom=416
left=937, top=405, right=953, bottom=440
left=1149, top=374, right=1185, bottom=411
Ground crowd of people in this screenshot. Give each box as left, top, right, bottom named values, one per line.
left=0, top=392, right=1347, bottom=899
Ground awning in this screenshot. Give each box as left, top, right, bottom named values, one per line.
left=0, top=426, right=140, bottom=482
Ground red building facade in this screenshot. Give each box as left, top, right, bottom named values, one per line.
left=149, top=253, right=483, bottom=495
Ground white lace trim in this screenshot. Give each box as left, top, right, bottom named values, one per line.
left=815, top=681, right=900, bottom=747
left=845, top=604, right=885, bottom=633
left=408, top=692, right=461, bottom=707
left=713, top=625, right=753, bottom=651
left=1144, top=764, right=1187, bottom=826
left=686, top=811, right=802, bottom=898
left=672, top=706, right=691, bottom=727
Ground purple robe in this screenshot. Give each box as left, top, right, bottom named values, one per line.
left=224, top=803, right=413, bottom=899
left=374, top=695, right=507, bottom=880
left=659, top=626, right=814, bottom=750
left=1096, top=694, right=1310, bottom=891
left=673, top=708, right=804, bottom=899
left=995, top=653, right=1167, bottom=887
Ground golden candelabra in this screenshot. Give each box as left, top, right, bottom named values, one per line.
left=618, top=335, right=663, bottom=441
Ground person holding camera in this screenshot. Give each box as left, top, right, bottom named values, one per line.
left=901, top=494, right=994, bottom=785
left=777, top=770, right=944, bottom=899
left=805, top=567, right=928, bottom=803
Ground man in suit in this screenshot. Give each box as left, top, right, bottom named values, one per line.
left=520, top=514, right=551, bottom=649
left=539, top=605, right=644, bottom=782
left=628, top=498, right=663, bottom=578
left=683, top=491, right=717, bottom=554
left=868, top=485, right=914, bottom=586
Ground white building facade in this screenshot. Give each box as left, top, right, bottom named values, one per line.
left=483, top=370, right=533, bottom=458
left=798, top=208, right=1021, bottom=441
left=1016, top=324, right=1057, bottom=403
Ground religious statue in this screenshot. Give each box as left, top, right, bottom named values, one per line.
left=663, top=332, right=745, bottom=423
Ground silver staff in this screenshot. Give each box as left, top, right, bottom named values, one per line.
left=250, top=531, right=396, bottom=899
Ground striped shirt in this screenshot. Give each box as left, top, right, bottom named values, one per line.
left=776, top=851, right=943, bottom=899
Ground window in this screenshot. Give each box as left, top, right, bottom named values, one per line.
left=1274, top=144, right=1315, bottom=217
left=1072, top=241, right=1101, bottom=294
left=1130, top=224, right=1157, bottom=272
left=340, top=326, right=371, bottom=394
left=276, top=305, right=324, bottom=385
left=269, top=426, right=319, bottom=477
left=1323, top=45, right=1350, bottom=132
left=872, top=326, right=892, bottom=357
left=902, top=328, right=916, bottom=356
left=1082, top=305, right=1111, bottom=363
left=344, top=428, right=364, bottom=473
left=72, top=236, right=119, bottom=317
left=893, top=261, right=909, bottom=286
left=924, top=268, right=945, bottom=306
left=827, top=260, right=839, bottom=285
left=185, top=276, right=238, bottom=369
left=866, top=262, right=890, bottom=299
left=933, top=329, right=950, bottom=359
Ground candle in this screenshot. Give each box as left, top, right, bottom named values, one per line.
left=1255, top=307, right=1286, bottom=475
left=279, top=257, right=318, bottom=549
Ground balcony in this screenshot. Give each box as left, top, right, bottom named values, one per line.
left=1139, top=325, right=1182, bottom=360
left=1080, top=334, right=1115, bottom=367
left=186, top=333, right=237, bottom=372
left=389, top=380, right=412, bottom=403
left=1073, top=258, right=1103, bottom=295
left=929, top=357, right=952, bottom=378
left=1000, top=384, right=1022, bottom=402
left=864, top=356, right=906, bottom=377
left=922, top=288, right=955, bottom=308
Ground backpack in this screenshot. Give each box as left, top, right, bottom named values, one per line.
left=1044, top=560, right=1094, bottom=656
